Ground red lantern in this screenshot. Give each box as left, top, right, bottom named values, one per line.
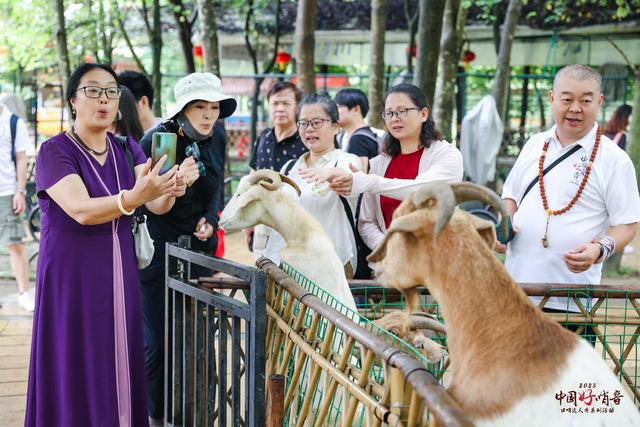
left=193, top=45, right=203, bottom=65
left=463, top=50, right=476, bottom=64
left=275, top=51, right=292, bottom=73
left=405, top=44, right=417, bottom=59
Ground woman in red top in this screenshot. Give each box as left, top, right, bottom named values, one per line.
left=302, top=84, right=463, bottom=274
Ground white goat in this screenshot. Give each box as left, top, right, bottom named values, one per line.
left=220, top=169, right=359, bottom=424
left=369, top=181, right=640, bottom=427
left=219, top=169, right=357, bottom=314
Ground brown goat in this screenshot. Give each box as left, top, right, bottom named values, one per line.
left=367, top=181, right=640, bottom=426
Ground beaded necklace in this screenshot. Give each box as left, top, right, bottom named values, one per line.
left=538, top=126, right=601, bottom=248
left=67, top=126, right=109, bottom=156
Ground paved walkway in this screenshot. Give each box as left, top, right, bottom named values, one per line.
left=0, top=231, right=253, bottom=427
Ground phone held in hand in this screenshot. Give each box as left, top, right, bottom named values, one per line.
left=151, top=132, right=177, bottom=175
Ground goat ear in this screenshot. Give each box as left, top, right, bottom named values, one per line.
left=468, top=214, right=497, bottom=249
left=367, top=211, right=427, bottom=263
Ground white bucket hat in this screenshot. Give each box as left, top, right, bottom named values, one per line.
left=166, top=72, right=237, bottom=120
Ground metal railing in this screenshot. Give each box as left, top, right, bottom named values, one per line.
left=350, top=280, right=640, bottom=409
left=258, top=258, right=473, bottom=426
left=164, top=238, right=267, bottom=426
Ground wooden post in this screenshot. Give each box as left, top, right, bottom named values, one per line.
left=266, top=374, right=285, bottom=427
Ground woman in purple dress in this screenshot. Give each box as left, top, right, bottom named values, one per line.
left=25, top=63, right=185, bottom=427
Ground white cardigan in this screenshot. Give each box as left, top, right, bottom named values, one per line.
left=356, top=140, right=464, bottom=253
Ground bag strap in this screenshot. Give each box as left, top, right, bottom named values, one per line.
left=352, top=126, right=378, bottom=145
left=519, top=143, right=581, bottom=205
left=333, top=158, right=359, bottom=244
left=339, top=195, right=359, bottom=244
left=282, top=158, right=296, bottom=176
left=10, top=114, right=18, bottom=171
left=115, top=135, right=143, bottom=219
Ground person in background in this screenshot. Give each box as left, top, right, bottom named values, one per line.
left=334, top=88, right=380, bottom=173
left=139, top=72, right=236, bottom=425
left=25, top=63, right=184, bottom=427
left=604, top=104, right=632, bottom=151
left=0, top=94, right=34, bottom=311
left=111, top=85, right=145, bottom=142
left=247, top=81, right=308, bottom=258
left=118, top=70, right=161, bottom=132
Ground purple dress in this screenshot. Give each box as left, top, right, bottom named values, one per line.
left=25, top=132, right=150, bottom=427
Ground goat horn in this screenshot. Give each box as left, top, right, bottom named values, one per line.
left=411, top=181, right=456, bottom=237
left=279, top=174, right=302, bottom=196
left=410, top=314, right=447, bottom=334
left=451, top=182, right=510, bottom=242
left=247, top=169, right=282, bottom=191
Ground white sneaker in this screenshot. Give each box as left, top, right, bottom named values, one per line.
left=18, top=290, right=35, bottom=312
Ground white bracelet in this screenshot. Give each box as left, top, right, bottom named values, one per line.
left=117, top=190, right=135, bottom=216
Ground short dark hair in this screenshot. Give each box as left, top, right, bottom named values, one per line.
left=298, top=93, right=339, bottom=123
left=266, top=81, right=302, bottom=104
left=382, top=83, right=443, bottom=157
left=118, top=70, right=154, bottom=107
left=66, top=63, right=119, bottom=120
left=334, top=88, right=369, bottom=117
left=553, top=64, right=602, bottom=93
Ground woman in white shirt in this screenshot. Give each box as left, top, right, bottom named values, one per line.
left=264, top=94, right=362, bottom=277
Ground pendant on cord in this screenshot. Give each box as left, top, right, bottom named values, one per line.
left=542, top=211, right=552, bottom=248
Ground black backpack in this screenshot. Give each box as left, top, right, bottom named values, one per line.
left=283, top=159, right=373, bottom=280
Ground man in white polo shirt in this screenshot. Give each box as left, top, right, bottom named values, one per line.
left=499, top=64, right=640, bottom=321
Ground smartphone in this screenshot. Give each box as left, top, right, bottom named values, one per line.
left=151, top=132, right=177, bottom=175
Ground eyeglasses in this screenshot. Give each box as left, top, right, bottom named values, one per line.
left=76, top=86, right=122, bottom=99
left=381, top=108, right=420, bottom=120
left=185, top=143, right=206, bottom=176
left=296, top=119, right=332, bottom=130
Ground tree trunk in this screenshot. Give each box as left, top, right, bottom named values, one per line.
left=491, top=0, right=522, bottom=125
left=519, top=65, right=530, bottom=142
left=169, top=0, right=196, bottom=74
left=98, top=0, right=113, bottom=64
left=151, top=0, right=162, bottom=116
left=54, top=0, right=71, bottom=97
left=245, top=0, right=282, bottom=144
left=404, top=0, right=419, bottom=74
left=369, top=0, right=388, bottom=129
left=413, top=0, right=445, bottom=104
left=628, top=73, right=640, bottom=185
left=433, top=0, right=467, bottom=142
left=198, top=0, right=221, bottom=75
left=294, top=0, right=317, bottom=94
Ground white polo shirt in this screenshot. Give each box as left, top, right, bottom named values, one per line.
left=0, top=105, right=30, bottom=197
left=503, top=124, right=640, bottom=310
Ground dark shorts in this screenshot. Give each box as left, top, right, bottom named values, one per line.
left=0, top=195, right=25, bottom=246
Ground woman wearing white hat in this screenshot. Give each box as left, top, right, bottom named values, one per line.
left=138, top=72, right=236, bottom=424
